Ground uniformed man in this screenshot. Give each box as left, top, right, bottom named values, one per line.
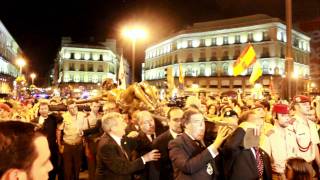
left=290, top=95, right=320, bottom=173
left=261, top=104, right=297, bottom=180
left=57, top=100, right=87, bottom=180
left=83, top=102, right=102, bottom=180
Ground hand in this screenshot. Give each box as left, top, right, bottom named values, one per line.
left=127, top=131, right=139, bottom=138
left=212, top=126, right=231, bottom=150
left=142, top=149, right=161, bottom=162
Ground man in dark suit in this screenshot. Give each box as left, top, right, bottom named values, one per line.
left=125, top=110, right=166, bottom=180
left=149, top=107, right=184, bottom=180
left=32, top=102, right=63, bottom=180
left=95, top=112, right=160, bottom=180
left=169, top=108, right=230, bottom=180
left=221, top=110, right=272, bottom=180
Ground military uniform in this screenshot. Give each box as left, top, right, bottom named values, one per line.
left=261, top=103, right=297, bottom=180
left=58, top=111, right=87, bottom=180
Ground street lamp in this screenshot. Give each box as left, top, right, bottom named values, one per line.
left=30, top=73, right=36, bottom=85
left=16, top=58, right=26, bottom=74
left=122, top=25, right=147, bottom=83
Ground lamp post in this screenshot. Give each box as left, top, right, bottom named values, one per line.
left=122, top=26, right=147, bottom=83
left=30, top=73, right=36, bottom=85
left=285, top=0, right=294, bottom=100
left=16, top=58, right=26, bottom=74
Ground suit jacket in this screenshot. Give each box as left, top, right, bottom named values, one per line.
left=95, top=133, right=145, bottom=180
left=33, top=114, right=62, bottom=151
left=169, top=133, right=219, bottom=180
left=221, top=128, right=272, bottom=180
left=149, top=130, right=174, bottom=180
left=125, top=131, right=154, bottom=180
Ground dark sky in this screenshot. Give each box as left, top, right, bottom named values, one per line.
left=1, top=0, right=319, bottom=85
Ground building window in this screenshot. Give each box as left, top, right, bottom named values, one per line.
left=188, top=40, right=192, bottom=48
left=199, top=64, right=205, bottom=76
left=261, top=47, right=270, bottom=58
left=69, top=63, right=75, bottom=71
left=173, top=54, right=178, bottom=64
left=222, top=63, right=229, bottom=76
left=293, top=38, right=299, bottom=48
left=235, top=35, right=241, bottom=44
left=211, top=51, right=217, bottom=61
left=80, top=75, right=84, bottom=82
left=88, top=63, right=93, bottom=71
left=222, top=51, right=229, bottom=60
left=248, top=33, right=254, bottom=42
left=263, top=31, right=270, bottom=41
left=98, top=65, right=104, bottom=72
left=80, top=64, right=85, bottom=71
left=186, top=53, right=193, bottom=62
left=262, top=61, right=269, bottom=74
left=199, top=49, right=206, bottom=62
left=200, top=39, right=205, bottom=47
left=234, top=48, right=240, bottom=59
left=186, top=65, right=192, bottom=76
left=212, top=38, right=217, bottom=46
left=223, top=36, right=228, bottom=45
left=280, top=47, right=285, bottom=58
left=211, top=63, right=217, bottom=76
left=70, top=53, right=75, bottom=59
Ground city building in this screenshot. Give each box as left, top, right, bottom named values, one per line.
left=298, top=17, right=320, bottom=94
left=0, top=20, right=21, bottom=95
left=143, top=14, right=311, bottom=96
left=54, top=37, right=130, bottom=93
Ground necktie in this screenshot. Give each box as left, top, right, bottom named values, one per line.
left=120, top=145, right=129, bottom=160
left=194, top=140, right=206, bottom=150
left=151, top=134, right=155, bottom=141
left=254, top=147, right=264, bottom=178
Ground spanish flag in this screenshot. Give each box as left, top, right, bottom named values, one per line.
left=249, top=60, right=263, bottom=84
left=179, top=63, right=184, bottom=86
left=233, top=44, right=256, bottom=76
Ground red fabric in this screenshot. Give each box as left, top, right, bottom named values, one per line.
left=272, top=104, right=290, bottom=114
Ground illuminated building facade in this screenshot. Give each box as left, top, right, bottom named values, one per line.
left=55, top=37, right=129, bottom=90
left=0, top=20, right=21, bottom=94
left=143, top=15, right=311, bottom=95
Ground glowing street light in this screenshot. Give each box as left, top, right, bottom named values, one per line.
left=122, top=25, right=148, bottom=83
left=30, top=73, right=36, bottom=85
left=16, top=58, right=26, bottom=74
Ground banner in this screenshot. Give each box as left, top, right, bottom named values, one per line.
left=233, top=44, right=256, bottom=76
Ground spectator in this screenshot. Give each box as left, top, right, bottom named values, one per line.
left=0, top=121, right=53, bottom=180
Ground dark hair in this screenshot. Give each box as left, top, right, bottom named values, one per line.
left=238, top=110, right=255, bottom=124
left=0, top=121, right=44, bottom=177
left=285, top=158, right=313, bottom=180
left=181, top=109, right=201, bottom=129
left=260, top=100, right=271, bottom=111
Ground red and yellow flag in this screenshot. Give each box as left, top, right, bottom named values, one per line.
left=233, top=44, right=256, bottom=76
left=249, top=60, right=263, bottom=84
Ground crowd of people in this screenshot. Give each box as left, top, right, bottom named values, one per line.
left=0, top=87, right=320, bottom=180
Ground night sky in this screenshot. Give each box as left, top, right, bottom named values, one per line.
left=1, top=0, right=319, bottom=85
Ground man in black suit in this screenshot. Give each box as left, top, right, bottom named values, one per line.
left=95, top=112, right=160, bottom=180
left=221, top=110, right=272, bottom=180
left=149, top=107, right=184, bottom=180
left=32, top=102, right=62, bottom=180
left=125, top=110, right=166, bottom=180
left=169, top=108, right=230, bottom=180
